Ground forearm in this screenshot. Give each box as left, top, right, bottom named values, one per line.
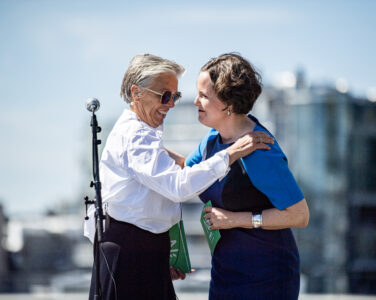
left=129, top=150, right=229, bottom=203
left=209, top=209, right=299, bottom=230
left=207, top=199, right=309, bottom=230
left=244, top=199, right=309, bottom=230
left=260, top=207, right=307, bottom=230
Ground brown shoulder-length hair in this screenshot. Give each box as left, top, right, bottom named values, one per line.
left=200, top=53, right=262, bottom=114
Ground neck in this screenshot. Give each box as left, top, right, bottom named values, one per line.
left=215, top=114, right=256, bottom=144
left=129, top=103, right=153, bottom=127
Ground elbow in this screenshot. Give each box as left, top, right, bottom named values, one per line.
left=296, top=206, right=310, bottom=228
left=167, top=194, right=185, bottom=203
left=167, top=191, right=192, bottom=203
left=297, top=212, right=309, bottom=228
left=288, top=199, right=309, bottom=228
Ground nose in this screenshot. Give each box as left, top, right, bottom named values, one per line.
left=194, top=95, right=200, bottom=106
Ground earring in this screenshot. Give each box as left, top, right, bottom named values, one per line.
left=227, top=109, right=231, bottom=116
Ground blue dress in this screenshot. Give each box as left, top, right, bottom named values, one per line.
left=186, top=115, right=304, bottom=300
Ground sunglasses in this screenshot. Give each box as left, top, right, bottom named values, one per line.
left=142, top=87, right=182, bottom=105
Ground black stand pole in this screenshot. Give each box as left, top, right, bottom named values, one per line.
left=85, top=111, right=105, bottom=300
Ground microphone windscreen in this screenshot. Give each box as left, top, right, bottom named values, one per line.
left=86, top=98, right=100, bottom=112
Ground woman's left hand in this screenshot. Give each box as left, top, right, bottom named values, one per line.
left=203, top=206, right=238, bottom=230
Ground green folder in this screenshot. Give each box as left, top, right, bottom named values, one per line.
left=200, top=201, right=221, bottom=255
left=169, top=220, right=191, bottom=273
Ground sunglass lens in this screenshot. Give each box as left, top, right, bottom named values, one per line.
left=173, top=92, right=181, bottom=103
left=161, top=91, right=172, bottom=104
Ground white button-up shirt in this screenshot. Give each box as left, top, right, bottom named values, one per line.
left=84, top=109, right=229, bottom=243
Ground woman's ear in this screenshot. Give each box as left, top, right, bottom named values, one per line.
left=130, top=85, right=141, bottom=102
left=223, top=104, right=233, bottom=116
left=228, top=104, right=233, bottom=113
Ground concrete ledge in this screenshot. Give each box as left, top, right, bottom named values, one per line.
left=0, top=293, right=375, bottom=300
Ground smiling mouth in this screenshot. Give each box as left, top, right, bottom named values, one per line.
left=157, top=110, right=168, bottom=117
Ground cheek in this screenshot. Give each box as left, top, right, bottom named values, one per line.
left=152, top=102, right=162, bottom=111
left=207, top=104, right=220, bottom=116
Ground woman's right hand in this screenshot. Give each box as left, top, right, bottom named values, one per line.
left=170, top=267, right=186, bottom=281
left=226, top=131, right=274, bottom=166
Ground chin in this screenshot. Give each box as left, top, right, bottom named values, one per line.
left=198, top=118, right=211, bottom=128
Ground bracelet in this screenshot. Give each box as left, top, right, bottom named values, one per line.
left=252, top=213, right=263, bottom=228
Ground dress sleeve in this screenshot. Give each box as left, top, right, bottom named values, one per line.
left=241, top=148, right=304, bottom=210
left=122, top=128, right=229, bottom=202
left=186, top=129, right=217, bottom=167
left=185, top=143, right=203, bottom=167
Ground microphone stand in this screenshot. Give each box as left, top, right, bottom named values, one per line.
left=85, top=110, right=105, bottom=300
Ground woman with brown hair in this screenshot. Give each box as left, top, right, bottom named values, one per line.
left=186, top=53, right=309, bottom=300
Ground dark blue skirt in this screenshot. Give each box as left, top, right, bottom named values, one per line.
left=209, top=228, right=300, bottom=300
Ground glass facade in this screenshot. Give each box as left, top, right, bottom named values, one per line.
left=258, top=86, right=376, bottom=294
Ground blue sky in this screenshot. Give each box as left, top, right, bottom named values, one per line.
left=0, top=0, right=375, bottom=216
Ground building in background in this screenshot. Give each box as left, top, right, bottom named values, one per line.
left=250, top=72, right=376, bottom=294
left=2, top=74, right=375, bottom=295
left=0, top=205, right=9, bottom=292
left=346, top=100, right=376, bottom=294
left=4, top=213, right=91, bottom=293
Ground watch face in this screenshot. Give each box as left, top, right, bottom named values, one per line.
left=252, top=214, right=262, bottom=228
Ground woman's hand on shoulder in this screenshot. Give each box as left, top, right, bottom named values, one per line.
left=226, top=131, right=274, bottom=166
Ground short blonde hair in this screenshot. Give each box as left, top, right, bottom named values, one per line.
left=120, top=54, right=185, bottom=103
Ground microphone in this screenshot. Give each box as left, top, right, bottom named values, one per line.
left=86, top=98, right=100, bottom=112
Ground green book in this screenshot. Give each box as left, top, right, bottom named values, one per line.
left=169, top=220, right=191, bottom=273
left=200, top=201, right=221, bottom=255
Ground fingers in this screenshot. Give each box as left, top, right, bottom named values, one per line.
left=170, top=266, right=179, bottom=281
left=254, top=143, right=271, bottom=151
left=253, top=131, right=274, bottom=145
left=170, top=267, right=187, bottom=281
left=203, top=206, right=212, bottom=213
left=244, top=131, right=274, bottom=145
left=176, top=268, right=186, bottom=280
left=204, top=213, right=212, bottom=226
left=204, top=207, right=212, bottom=226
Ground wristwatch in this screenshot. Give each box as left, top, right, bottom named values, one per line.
left=252, top=213, right=263, bottom=228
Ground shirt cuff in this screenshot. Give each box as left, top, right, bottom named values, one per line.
left=212, top=150, right=230, bottom=181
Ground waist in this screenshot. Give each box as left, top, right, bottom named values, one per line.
left=106, top=202, right=180, bottom=234
left=102, top=216, right=171, bottom=251
left=107, top=216, right=169, bottom=237
left=219, top=227, right=299, bottom=253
